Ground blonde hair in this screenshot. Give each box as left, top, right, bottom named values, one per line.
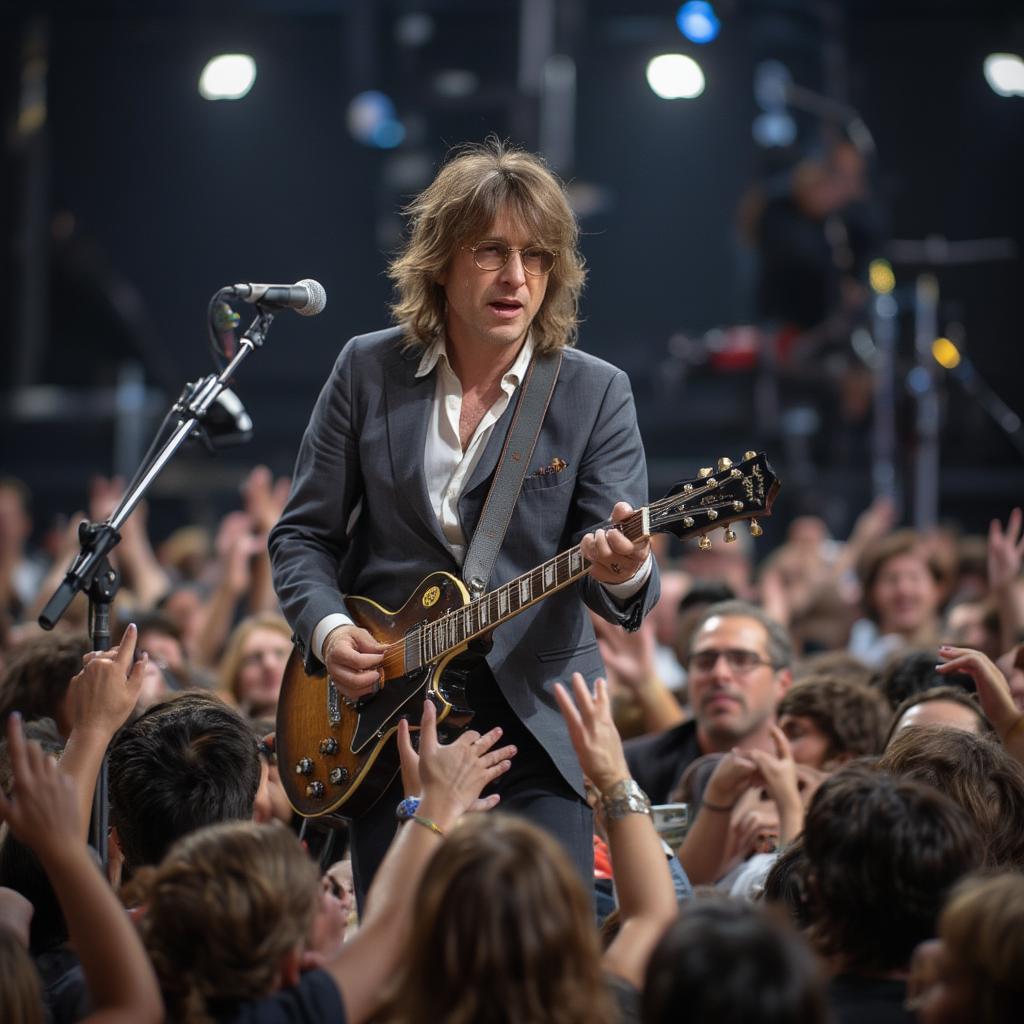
left=217, top=613, right=292, bottom=706
left=134, top=821, right=319, bottom=1024
left=388, top=138, right=586, bottom=354
left=380, top=813, right=616, bottom=1024
left=0, top=927, right=44, bottom=1024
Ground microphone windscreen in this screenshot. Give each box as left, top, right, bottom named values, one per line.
left=296, top=279, right=327, bottom=316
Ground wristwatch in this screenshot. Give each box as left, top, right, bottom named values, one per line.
left=395, top=795, right=422, bottom=821
left=600, top=778, right=652, bottom=821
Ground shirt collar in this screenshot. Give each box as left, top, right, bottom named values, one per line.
left=414, top=334, right=535, bottom=388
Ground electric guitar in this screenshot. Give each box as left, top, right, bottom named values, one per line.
left=275, top=451, right=779, bottom=820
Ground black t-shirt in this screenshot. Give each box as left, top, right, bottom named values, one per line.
left=220, top=969, right=346, bottom=1024
left=828, top=973, right=914, bottom=1024
left=624, top=718, right=702, bottom=804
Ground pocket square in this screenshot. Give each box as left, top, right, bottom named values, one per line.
left=532, top=457, right=568, bottom=478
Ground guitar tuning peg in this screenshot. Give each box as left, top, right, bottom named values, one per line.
left=698, top=534, right=712, bottom=551
left=749, top=519, right=763, bottom=538
left=724, top=528, right=737, bottom=543
left=706, top=509, right=718, bottom=521
left=743, top=450, right=757, bottom=461
left=683, top=516, right=695, bottom=529
left=717, top=457, right=733, bottom=472
left=698, top=466, right=713, bottom=478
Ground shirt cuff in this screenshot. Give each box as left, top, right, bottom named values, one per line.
left=601, top=551, right=654, bottom=601
left=313, top=612, right=355, bottom=663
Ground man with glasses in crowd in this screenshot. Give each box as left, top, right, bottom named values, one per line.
left=626, top=600, right=793, bottom=803
left=270, top=139, right=659, bottom=902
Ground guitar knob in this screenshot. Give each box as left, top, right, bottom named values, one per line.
left=724, top=528, right=737, bottom=543
left=319, top=738, right=339, bottom=755
left=329, top=767, right=349, bottom=785
left=749, top=519, right=763, bottom=538
left=305, top=781, right=325, bottom=799
left=744, top=450, right=757, bottom=460
left=698, top=535, right=712, bottom=551
left=295, top=758, right=314, bottom=776
left=698, top=466, right=713, bottom=478
left=717, top=457, right=733, bottom=472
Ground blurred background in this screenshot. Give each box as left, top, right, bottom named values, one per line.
left=3, top=0, right=1023, bottom=554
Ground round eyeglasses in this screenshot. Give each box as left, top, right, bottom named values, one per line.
left=466, top=241, right=558, bottom=276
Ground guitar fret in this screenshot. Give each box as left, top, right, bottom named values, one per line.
left=519, top=577, right=531, bottom=604
left=544, top=563, right=554, bottom=588
left=479, top=599, right=488, bottom=626
left=570, top=549, right=582, bottom=574
left=499, top=588, right=508, bottom=616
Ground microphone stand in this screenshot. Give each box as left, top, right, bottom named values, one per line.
left=39, top=306, right=275, bottom=866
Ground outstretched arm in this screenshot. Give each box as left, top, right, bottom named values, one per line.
left=325, top=699, right=516, bottom=1023
left=938, top=645, right=1024, bottom=764
left=59, top=623, right=145, bottom=840
left=555, top=673, right=677, bottom=988
left=0, top=713, right=162, bottom=1024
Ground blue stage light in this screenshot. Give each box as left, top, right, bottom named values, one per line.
left=676, top=2, right=720, bottom=45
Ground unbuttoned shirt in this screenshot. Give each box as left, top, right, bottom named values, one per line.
left=313, top=335, right=652, bottom=661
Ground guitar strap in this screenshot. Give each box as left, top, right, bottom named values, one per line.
left=461, top=349, right=562, bottom=598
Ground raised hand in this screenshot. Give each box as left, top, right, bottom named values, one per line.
left=242, top=465, right=292, bottom=536
left=988, top=508, right=1024, bottom=593
left=554, top=672, right=629, bottom=793
left=0, top=713, right=81, bottom=864
left=69, top=622, right=146, bottom=736
left=702, top=749, right=760, bottom=811
left=938, top=645, right=1023, bottom=746
left=747, top=725, right=804, bottom=843
left=400, top=699, right=515, bottom=827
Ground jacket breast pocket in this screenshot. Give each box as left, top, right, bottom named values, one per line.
left=520, top=472, right=575, bottom=494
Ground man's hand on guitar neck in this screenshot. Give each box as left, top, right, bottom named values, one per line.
left=323, top=624, right=387, bottom=701
left=580, top=501, right=653, bottom=589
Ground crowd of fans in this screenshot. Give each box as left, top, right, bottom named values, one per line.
left=1, top=467, right=1023, bottom=1023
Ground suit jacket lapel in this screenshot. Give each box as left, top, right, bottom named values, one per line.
left=382, top=346, right=451, bottom=553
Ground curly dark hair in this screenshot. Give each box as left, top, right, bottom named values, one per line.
left=803, top=765, right=981, bottom=973
left=878, top=725, right=1024, bottom=868
left=778, top=675, right=891, bottom=762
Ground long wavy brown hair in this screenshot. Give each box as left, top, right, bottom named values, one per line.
left=388, top=138, right=586, bottom=353
left=378, top=813, right=616, bottom=1024
left=132, top=821, right=319, bottom=1024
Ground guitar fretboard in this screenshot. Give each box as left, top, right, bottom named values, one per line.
left=410, top=510, right=650, bottom=669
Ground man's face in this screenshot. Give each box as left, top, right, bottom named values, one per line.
left=439, top=208, right=550, bottom=355
left=871, top=552, right=940, bottom=635
left=688, top=615, right=788, bottom=747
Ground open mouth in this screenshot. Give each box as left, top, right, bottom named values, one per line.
left=489, top=300, right=522, bottom=316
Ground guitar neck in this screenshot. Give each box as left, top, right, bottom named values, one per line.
left=419, top=507, right=651, bottom=664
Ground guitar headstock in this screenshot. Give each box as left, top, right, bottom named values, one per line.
left=648, top=451, right=779, bottom=549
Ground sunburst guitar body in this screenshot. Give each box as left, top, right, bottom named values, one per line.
left=275, top=451, right=779, bottom=821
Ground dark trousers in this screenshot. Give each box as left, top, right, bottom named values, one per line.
left=350, top=662, right=593, bottom=910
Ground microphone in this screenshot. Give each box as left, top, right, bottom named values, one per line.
left=228, top=279, right=327, bottom=316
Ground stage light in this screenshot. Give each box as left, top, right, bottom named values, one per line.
left=752, top=111, right=796, bottom=147
left=676, top=2, right=720, bottom=45
left=646, top=54, right=705, bottom=100
left=932, top=337, right=961, bottom=370
left=984, top=53, right=1024, bottom=96
left=198, top=54, right=256, bottom=101
left=869, top=258, right=895, bottom=294
left=347, top=90, right=406, bottom=149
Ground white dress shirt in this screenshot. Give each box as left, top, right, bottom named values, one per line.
left=313, top=335, right=651, bottom=660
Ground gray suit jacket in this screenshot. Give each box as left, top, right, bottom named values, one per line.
left=269, top=326, right=659, bottom=796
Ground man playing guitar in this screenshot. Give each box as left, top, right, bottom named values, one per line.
left=269, top=139, right=658, bottom=902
